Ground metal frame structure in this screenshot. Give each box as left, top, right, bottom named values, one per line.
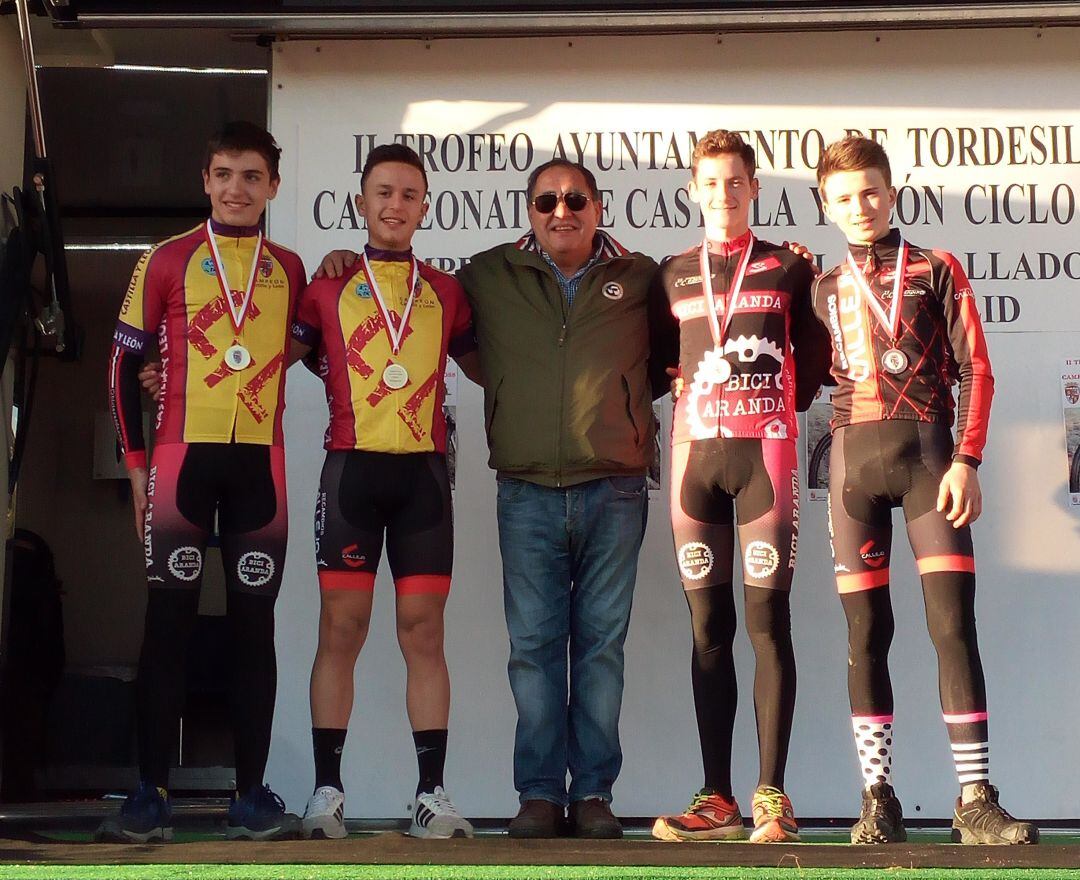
left=20, top=2, right=1080, bottom=36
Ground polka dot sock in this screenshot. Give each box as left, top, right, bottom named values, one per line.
left=852, top=715, right=894, bottom=789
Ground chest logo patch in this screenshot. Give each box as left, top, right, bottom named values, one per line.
left=201, top=258, right=217, bottom=276
left=602, top=282, right=624, bottom=300
left=355, top=282, right=372, bottom=298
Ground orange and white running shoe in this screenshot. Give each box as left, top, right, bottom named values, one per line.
left=749, top=785, right=800, bottom=843
left=652, top=789, right=747, bottom=841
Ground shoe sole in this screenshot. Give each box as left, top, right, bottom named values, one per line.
left=749, top=820, right=800, bottom=843
left=652, top=816, right=747, bottom=842
left=951, top=825, right=1040, bottom=845
left=851, top=827, right=907, bottom=845
left=302, top=817, right=348, bottom=840
left=573, top=827, right=623, bottom=840
left=409, top=819, right=474, bottom=839
left=94, top=825, right=173, bottom=844
left=507, top=826, right=559, bottom=839
left=227, top=824, right=302, bottom=841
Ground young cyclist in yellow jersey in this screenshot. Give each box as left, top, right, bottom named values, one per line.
left=101, top=122, right=304, bottom=843
left=289, top=145, right=482, bottom=840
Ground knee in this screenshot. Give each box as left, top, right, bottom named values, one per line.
left=319, top=604, right=370, bottom=655
left=397, top=612, right=445, bottom=664
left=844, top=595, right=893, bottom=657
left=926, top=609, right=975, bottom=656
left=743, top=588, right=791, bottom=647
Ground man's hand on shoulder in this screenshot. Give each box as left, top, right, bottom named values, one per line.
left=782, top=240, right=820, bottom=275
left=666, top=366, right=683, bottom=402
left=313, top=250, right=359, bottom=280
left=936, top=461, right=982, bottom=528
left=139, top=361, right=163, bottom=401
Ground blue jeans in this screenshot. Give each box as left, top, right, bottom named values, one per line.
left=497, top=474, right=648, bottom=806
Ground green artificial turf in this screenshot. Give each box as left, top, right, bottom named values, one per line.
left=1, top=867, right=1079, bottom=880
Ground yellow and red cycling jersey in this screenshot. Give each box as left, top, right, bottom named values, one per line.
left=292, top=246, right=475, bottom=454
left=109, top=220, right=306, bottom=468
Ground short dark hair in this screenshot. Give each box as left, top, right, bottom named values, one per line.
left=360, top=143, right=429, bottom=193
left=204, top=121, right=281, bottom=181
left=817, top=136, right=892, bottom=191
left=526, top=158, right=600, bottom=201
left=691, top=129, right=757, bottom=179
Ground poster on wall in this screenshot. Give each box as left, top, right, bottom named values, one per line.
left=443, top=361, right=458, bottom=489
left=804, top=387, right=834, bottom=502
left=1061, top=358, right=1080, bottom=507
left=648, top=401, right=663, bottom=493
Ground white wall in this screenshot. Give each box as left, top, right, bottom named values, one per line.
left=266, top=28, right=1080, bottom=820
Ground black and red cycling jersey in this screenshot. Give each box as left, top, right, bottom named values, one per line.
left=657, top=232, right=829, bottom=445
left=811, top=229, right=993, bottom=467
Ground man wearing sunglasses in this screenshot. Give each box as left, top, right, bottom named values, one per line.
left=317, top=158, right=676, bottom=839
left=458, top=160, right=677, bottom=838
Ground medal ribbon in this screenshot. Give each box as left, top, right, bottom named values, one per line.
left=361, top=252, right=420, bottom=356
left=845, top=237, right=908, bottom=343
left=204, top=220, right=264, bottom=335
left=699, top=231, right=756, bottom=347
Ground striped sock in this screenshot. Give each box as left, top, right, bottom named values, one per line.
left=852, top=715, right=894, bottom=789
left=945, top=711, right=990, bottom=786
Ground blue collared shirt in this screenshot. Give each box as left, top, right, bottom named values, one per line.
left=539, top=241, right=604, bottom=309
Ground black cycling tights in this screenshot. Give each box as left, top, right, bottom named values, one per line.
left=137, top=589, right=278, bottom=793
left=842, top=573, right=986, bottom=720
left=686, top=583, right=796, bottom=795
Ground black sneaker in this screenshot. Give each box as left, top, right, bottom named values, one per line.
left=227, top=784, right=302, bottom=841
left=95, top=781, right=173, bottom=843
left=952, top=783, right=1039, bottom=845
left=850, top=782, right=906, bottom=844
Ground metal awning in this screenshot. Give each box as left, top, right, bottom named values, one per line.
left=28, top=2, right=1080, bottom=36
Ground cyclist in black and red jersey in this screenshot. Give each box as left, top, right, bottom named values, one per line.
left=651, top=130, right=831, bottom=845
left=813, top=136, right=1038, bottom=847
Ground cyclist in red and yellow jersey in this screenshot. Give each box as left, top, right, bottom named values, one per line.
left=101, top=122, right=304, bottom=843
left=290, top=144, right=482, bottom=840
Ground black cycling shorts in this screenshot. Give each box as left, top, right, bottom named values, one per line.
left=670, top=437, right=799, bottom=592
left=315, top=450, right=453, bottom=594
left=828, top=420, right=974, bottom=595
left=143, top=442, right=288, bottom=596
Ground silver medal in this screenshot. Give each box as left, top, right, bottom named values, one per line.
left=881, top=347, right=908, bottom=375
left=225, top=344, right=251, bottom=371
left=382, top=362, right=409, bottom=390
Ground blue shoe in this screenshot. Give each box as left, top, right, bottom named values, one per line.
left=227, top=784, right=301, bottom=841
left=95, top=781, right=173, bottom=843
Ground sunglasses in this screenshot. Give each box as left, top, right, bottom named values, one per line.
left=531, top=191, right=592, bottom=214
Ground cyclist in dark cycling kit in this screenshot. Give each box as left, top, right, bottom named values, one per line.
left=652, top=130, right=830, bottom=845
left=813, top=135, right=1038, bottom=847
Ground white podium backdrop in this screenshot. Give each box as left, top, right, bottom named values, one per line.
left=265, top=28, right=1080, bottom=820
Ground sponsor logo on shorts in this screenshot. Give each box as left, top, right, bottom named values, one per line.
left=744, top=540, right=780, bottom=580
left=168, top=546, right=202, bottom=582
left=237, top=551, right=275, bottom=588
left=201, top=258, right=217, bottom=276
left=859, top=540, right=887, bottom=569
left=602, top=281, right=624, bottom=300
left=341, top=544, right=366, bottom=569
left=677, top=541, right=714, bottom=581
